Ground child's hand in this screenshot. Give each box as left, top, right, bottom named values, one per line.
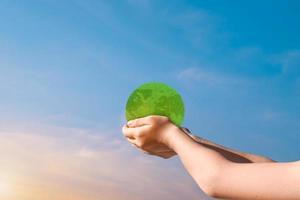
left=122, top=115, right=179, bottom=159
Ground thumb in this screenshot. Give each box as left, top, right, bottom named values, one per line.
left=127, top=116, right=150, bottom=127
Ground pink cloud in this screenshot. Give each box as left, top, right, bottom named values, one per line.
left=0, top=125, right=212, bottom=200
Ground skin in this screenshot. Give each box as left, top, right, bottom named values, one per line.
left=122, top=115, right=300, bottom=200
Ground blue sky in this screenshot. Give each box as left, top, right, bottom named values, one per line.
left=0, top=0, right=299, bottom=199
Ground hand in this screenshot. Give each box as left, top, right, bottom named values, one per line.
left=122, top=115, right=179, bottom=159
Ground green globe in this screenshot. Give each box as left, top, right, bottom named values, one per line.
left=125, top=82, right=185, bottom=126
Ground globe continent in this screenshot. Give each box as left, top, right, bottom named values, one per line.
left=125, top=82, right=185, bottom=126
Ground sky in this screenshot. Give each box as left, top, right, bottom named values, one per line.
left=0, top=0, right=299, bottom=199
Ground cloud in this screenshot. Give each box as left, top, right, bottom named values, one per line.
left=177, top=48, right=300, bottom=88
left=166, top=8, right=226, bottom=52
left=178, top=67, right=222, bottom=85
left=76, top=147, right=96, bottom=158
left=261, top=111, right=281, bottom=121
left=0, top=125, right=211, bottom=200
left=275, top=50, right=300, bottom=76
left=225, top=47, right=300, bottom=78
left=177, top=67, right=253, bottom=89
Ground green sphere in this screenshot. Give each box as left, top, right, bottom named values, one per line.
left=125, top=82, right=185, bottom=126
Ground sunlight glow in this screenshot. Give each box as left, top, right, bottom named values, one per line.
left=0, top=179, right=11, bottom=197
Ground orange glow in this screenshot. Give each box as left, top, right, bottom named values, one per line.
left=0, top=128, right=203, bottom=200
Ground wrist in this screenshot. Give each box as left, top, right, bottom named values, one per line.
left=162, top=125, right=190, bottom=152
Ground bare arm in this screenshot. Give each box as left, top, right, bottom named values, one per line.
left=181, top=128, right=275, bottom=163
left=168, top=127, right=300, bottom=200
left=123, top=116, right=299, bottom=200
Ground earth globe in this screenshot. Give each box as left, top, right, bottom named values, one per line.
left=125, top=82, right=185, bottom=126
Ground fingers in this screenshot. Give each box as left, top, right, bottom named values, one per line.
left=122, top=116, right=175, bottom=159
left=122, top=123, right=149, bottom=150
left=146, top=143, right=171, bottom=152
left=126, top=116, right=152, bottom=128
left=126, top=139, right=153, bottom=155
left=126, top=136, right=172, bottom=153
left=122, top=124, right=137, bottom=139
left=126, top=115, right=169, bottom=128
left=126, top=136, right=135, bottom=143
left=159, top=152, right=176, bottom=159
left=126, top=137, right=175, bottom=159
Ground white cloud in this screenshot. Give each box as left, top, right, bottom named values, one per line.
left=262, top=111, right=281, bottom=121
left=0, top=125, right=211, bottom=200
left=177, top=48, right=300, bottom=89
left=280, top=50, right=300, bottom=76
left=268, top=49, right=300, bottom=77
left=76, top=148, right=96, bottom=158
left=178, top=67, right=221, bottom=85
left=167, top=9, right=226, bottom=51
left=177, top=67, right=253, bottom=88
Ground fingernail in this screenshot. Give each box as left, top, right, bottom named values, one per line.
left=127, top=121, right=133, bottom=126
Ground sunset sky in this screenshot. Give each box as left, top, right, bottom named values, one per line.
left=0, top=0, right=300, bottom=199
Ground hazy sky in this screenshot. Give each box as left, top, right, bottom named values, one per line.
left=0, top=0, right=299, bottom=199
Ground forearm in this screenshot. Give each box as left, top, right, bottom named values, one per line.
left=188, top=133, right=274, bottom=163
left=166, top=127, right=300, bottom=200
left=180, top=128, right=265, bottom=163
left=165, top=127, right=228, bottom=195
left=215, top=161, right=300, bottom=200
